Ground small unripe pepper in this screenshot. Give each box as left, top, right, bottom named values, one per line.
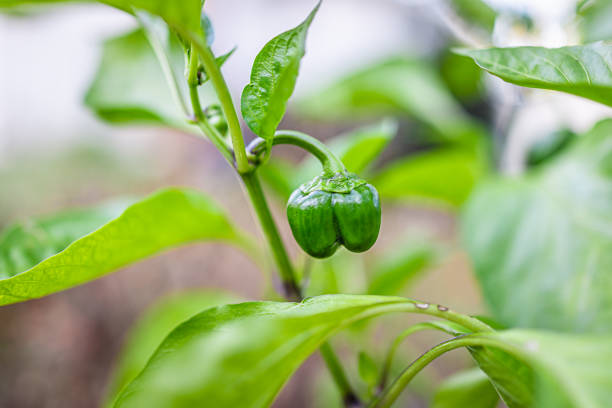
left=287, top=172, right=381, bottom=258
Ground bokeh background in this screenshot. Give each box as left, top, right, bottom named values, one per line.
left=0, top=0, right=610, bottom=407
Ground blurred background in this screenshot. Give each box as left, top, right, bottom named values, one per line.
left=1, top=0, right=610, bottom=407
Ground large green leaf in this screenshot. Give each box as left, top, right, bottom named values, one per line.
left=372, top=147, right=487, bottom=208
left=297, top=57, right=480, bottom=143
left=462, top=119, right=612, bottom=332
left=0, top=188, right=250, bottom=306
left=113, top=294, right=487, bottom=408
left=457, top=43, right=612, bottom=107
left=469, top=329, right=612, bottom=408
left=241, top=2, right=320, bottom=153
left=84, top=28, right=190, bottom=129
left=431, top=368, right=498, bottom=408
left=105, top=291, right=237, bottom=406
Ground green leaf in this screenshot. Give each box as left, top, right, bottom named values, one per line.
left=358, top=351, right=379, bottom=389
left=103, top=0, right=203, bottom=34
left=578, top=0, right=612, bottom=42
left=297, top=57, right=479, bottom=143
left=105, top=291, right=238, bottom=406
left=0, top=188, right=249, bottom=306
left=469, top=329, right=612, bottom=408
left=432, top=368, right=498, bottom=408
left=456, top=43, right=612, bottom=107
left=367, top=242, right=440, bottom=296
left=462, top=119, right=612, bottom=332
left=241, top=2, right=320, bottom=154
left=372, top=147, right=487, bottom=208
left=85, top=28, right=190, bottom=129
left=0, top=199, right=132, bottom=279
left=450, top=0, right=497, bottom=33
left=113, top=294, right=457, bottom=408
left=0, top=0, right=202, bottom=36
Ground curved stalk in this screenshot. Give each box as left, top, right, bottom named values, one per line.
left=190, top=38, right=251, bottom=173
left=248, top=130, right=346, bottom=176
left=370, top=335, right=521, bottom=408
left=378, top=322, right=452, bottom=391
left=187, top=44, right=234, bottom=164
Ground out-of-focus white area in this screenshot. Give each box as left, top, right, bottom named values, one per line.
left=0, top=0, right=611, bottom=171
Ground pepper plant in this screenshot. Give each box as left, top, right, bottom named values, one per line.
left=1, top=1, right=612, bottom=407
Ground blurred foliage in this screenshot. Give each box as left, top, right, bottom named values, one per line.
left=372, top=146, right=487, bottom=208
left=431, top=368, right=498, bottom=408
left=462, top=119, right=612, bottom=333
left=105, top=290, right=238, bottom=406
left=438, top=49, right=485, bottom=104
left=85, top=28, right=191, bottom=129
left=526, top=128, right=577, bottom=168
left=367, top=241, right=441, bottom=296
left=470, top=329, right=612, bottom=408
left=297, top=57, right=483, bottom=143
left=577, top=0, right=612, bottom=42
left=450, top=0, right=497, bottom=33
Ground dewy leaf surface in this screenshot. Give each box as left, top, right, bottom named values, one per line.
left=241, top=2, right=320, bottom=153
left=0, top=188, right=248, bottom=306
left=462, top=119, right=612, bottom=332
left=457, top=42, right=612, bottom=106
left=112, top=295, right=449, bottom=408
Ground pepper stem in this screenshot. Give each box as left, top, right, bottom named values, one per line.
left=248, top=130, right=346, bottom=176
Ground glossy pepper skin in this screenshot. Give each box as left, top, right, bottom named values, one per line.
left=287, top=172, right=381, bottom=258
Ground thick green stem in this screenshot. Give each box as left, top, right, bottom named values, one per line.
left=320, top=342, right=361, bottom=407
left=249, top=130, right=346, bottom=176
left=370, top=335, right=520, bottom=408
left=240, top=171, right=301, bottom=300
left=191, top=39, right=251, bottom=173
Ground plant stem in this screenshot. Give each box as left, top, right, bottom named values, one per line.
left=320, top=342, right=361, bottom=407
left=187, top=45, right=234, bottom=164
left=187, top=30, right=358, bottom=405
left=274, top=130, right=346, bottom=175
left=248, top=131, right=346, bottom=176
left=240, top=171, right=302, bottom=300
left=378, top=322, right=446, bottom=391
left=190, top=38, right=251, bottom=173
left=370, top=335, right=522, bottom=408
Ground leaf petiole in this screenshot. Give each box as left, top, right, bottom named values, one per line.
left=248, top=130, right=346, bottom=176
